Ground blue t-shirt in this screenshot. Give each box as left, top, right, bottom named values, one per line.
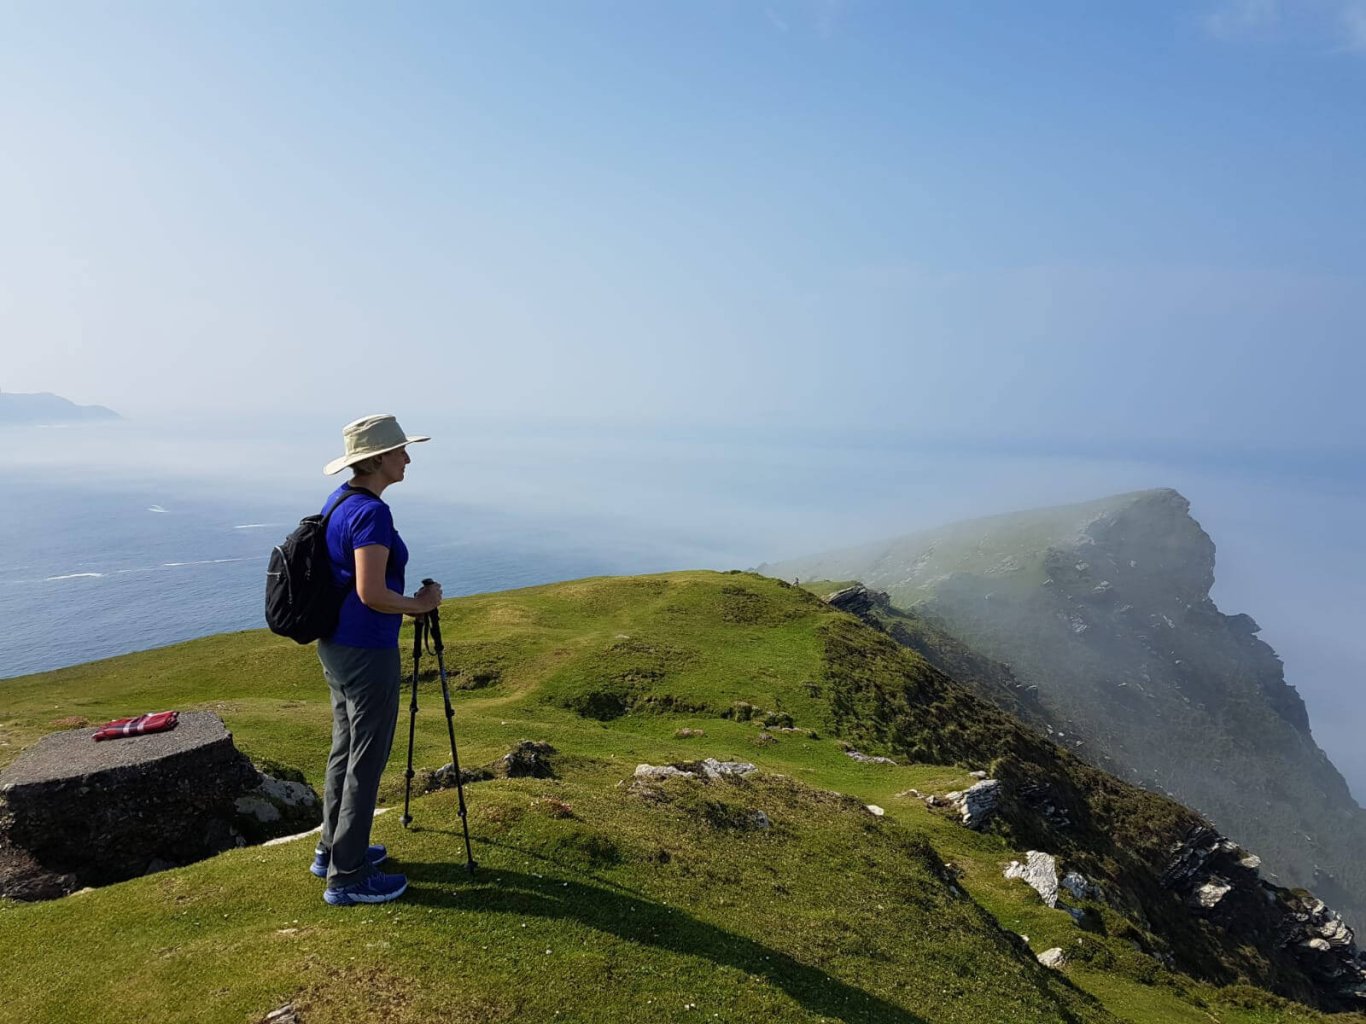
left=322, top=483, right=408, bottom=649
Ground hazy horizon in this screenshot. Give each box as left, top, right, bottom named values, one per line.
left=7, top=413, right=1365, bottom=808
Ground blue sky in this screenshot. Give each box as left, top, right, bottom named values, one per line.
left=3, top=1, right=1363, bottom=451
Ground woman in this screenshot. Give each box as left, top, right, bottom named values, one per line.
left=312, top=413, right=442, bottom=906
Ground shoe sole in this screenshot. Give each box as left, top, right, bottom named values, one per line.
left=323, top=880, right=408, bottom=906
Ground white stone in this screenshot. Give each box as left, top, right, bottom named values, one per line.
left=865, top=804, right=885, bottom=817
left=634, top=764, right=694, bottom=781
left=1037, top=947, right=1067, bottom=969
left=699, top=758, right=757, bottom=780
left=1194, top=879, right=1232, bottom=908
left=1005, top=851, right=1060, bottom=908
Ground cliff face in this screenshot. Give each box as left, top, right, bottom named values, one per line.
left=763, top=488, right=1366, bottom=928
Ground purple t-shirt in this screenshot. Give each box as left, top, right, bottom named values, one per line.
left=322, top=483, right=408, bottom=649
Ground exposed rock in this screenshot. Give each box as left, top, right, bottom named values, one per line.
left=1194, top=878, right=1233, bottom=909
left=1060, top=870, right=1104, bottom=903
left=1005, top=851, right=1060, bottom=908
left=632, top=759, right=757, bottom=785
left=844, top=750, right=897, bottom=766
left=634, top=764, right=695, bottom=782
left=493, top=740, right=557, bottom=779
left=699, top=758, right=757, bottom=780
left=955, top=779, right=1002, bottom=829
left=0, top=712, right=284, bottom=900
left=233, top=772, right=322, bottom=843
left=256, top=1004, right=300, bottom=1024
left=865, top=804, right=885, bottom=817
left=1160, top=823, right=1366, bottom=1009
left=425, top=740, right=557, bottom=791
left=826, top=585, right=881, bottom=616
left=1037, top=947, right=1067, bottom=969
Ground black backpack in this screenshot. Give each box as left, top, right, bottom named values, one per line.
left=264, top=488, right=374, bottom=644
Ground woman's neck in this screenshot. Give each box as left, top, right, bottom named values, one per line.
left=348, top=475, right=387, bottom=498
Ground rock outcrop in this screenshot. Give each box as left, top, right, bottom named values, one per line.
left=1160, top=824, right=1366, bottom=1009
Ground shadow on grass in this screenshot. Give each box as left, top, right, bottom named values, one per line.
left=400, top=858, right=929, bottom=1024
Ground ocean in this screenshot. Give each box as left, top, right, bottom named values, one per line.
left=0, top=469, right=738, bottom=679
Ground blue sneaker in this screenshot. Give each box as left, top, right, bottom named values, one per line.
left=323, top=872, right=408, bottom=906
left=311, top=843, right=388, bottom=879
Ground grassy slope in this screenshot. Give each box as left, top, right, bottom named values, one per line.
left=0, top=572, right=1351, bottom=1024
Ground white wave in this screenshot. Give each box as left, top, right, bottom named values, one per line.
left=233, top=523, right=274, bottom=530
left=45, top=572, right=105, bottom=581
left=161, top=558, right=246, bottom=567
left=147, top=505, right=168, bottom=513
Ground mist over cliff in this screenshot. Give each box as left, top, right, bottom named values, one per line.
left=761, top=488, right=1366, bottom=928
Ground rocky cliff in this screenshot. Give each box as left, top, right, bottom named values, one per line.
left=762, top=488, right=1366, bottom=929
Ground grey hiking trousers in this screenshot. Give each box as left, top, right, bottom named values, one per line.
left=317, top=640, right=402, bottom=887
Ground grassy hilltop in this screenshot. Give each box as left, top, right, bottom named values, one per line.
left=0, top=571, right=1356, bottom=1024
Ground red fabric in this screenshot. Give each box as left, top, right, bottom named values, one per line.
left=92, top=710, right=179, bottom=741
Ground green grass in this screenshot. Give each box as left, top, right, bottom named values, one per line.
left=1, top=571, right=1359, bottom=1024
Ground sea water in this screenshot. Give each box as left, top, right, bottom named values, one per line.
left=0, top=469, right=735, bottom=679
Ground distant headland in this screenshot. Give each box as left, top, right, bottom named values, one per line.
left=0, top=390, right=121, bottom=425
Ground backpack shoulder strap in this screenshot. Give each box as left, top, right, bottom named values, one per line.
left=321, top=487, right=377, bottom=525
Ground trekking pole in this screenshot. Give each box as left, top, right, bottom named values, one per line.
left=401, top=614, right=425, bottom=829
left=423, top=578, right=476, bottom=876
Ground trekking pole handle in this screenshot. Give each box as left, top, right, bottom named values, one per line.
left=421, top=579, right=443, bottom=648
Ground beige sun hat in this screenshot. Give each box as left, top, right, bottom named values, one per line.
left=323, top=414, right=431, bottom=475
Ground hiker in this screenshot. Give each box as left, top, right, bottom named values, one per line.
left=312, top=414, right=442, bottom=906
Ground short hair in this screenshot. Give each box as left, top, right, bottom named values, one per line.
left=350, top=454, right=384, bottom=476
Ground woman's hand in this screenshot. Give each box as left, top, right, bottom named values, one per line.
left=411, top=580, right=443, bottom=615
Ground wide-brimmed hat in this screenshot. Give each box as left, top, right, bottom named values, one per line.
left=324, top=414, right=430, bottom=475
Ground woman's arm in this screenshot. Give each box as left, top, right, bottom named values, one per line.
left=354, top=545, right=441, bottom=615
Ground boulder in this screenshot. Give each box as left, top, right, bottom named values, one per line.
left=1005, top=851, right=1061, bottom=908
left=956, top=779, right=1002, bottom=829
left=1037, top=947, right=1067, bottom=969
left=233, top=772, right=322, bottom=843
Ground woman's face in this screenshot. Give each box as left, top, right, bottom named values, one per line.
left=379, top=446, right=410, bottom=484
